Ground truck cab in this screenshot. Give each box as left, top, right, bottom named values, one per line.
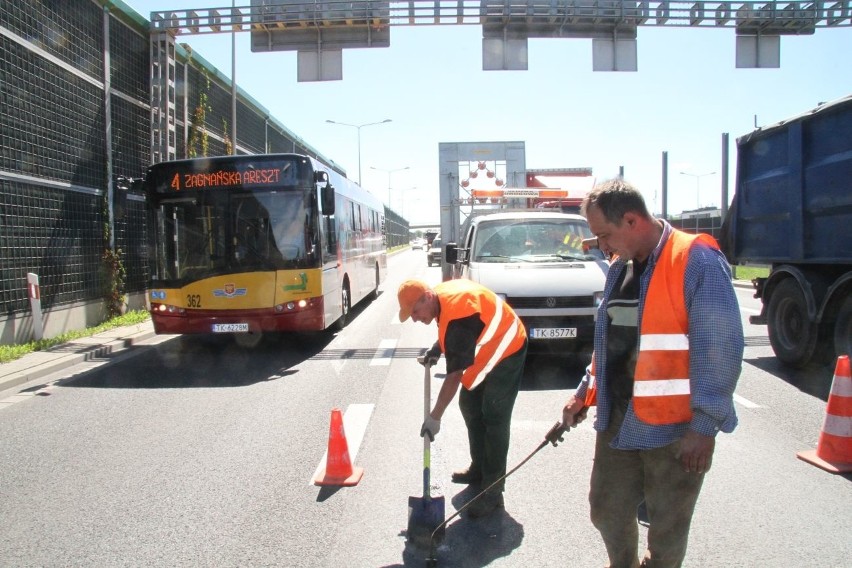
left=446, top=211, right=608, bottom=355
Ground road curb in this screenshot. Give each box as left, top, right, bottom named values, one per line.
left=0, top=323, right=157, bottom=393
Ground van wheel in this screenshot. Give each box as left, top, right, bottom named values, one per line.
left=767, top=279, right=817, bottom=368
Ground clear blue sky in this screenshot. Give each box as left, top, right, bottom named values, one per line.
left=128, top=2, right=852, bottom=225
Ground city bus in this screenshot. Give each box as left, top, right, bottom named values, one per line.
left=143, top=153, right=387, bottom=337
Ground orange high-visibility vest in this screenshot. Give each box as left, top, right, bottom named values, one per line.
left=632, top=230, right=719, bottom=424
left=584, top=357, right=598, bottom=407
left=435, top=279, right=527, bottom=390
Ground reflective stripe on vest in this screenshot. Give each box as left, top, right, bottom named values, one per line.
left=435, top=280, right=526, bottom=390
left=632, top=230, right=718, bottom=425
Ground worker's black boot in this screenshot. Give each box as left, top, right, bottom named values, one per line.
left=466, top=492, right=504, bottom=518
left=450, top=466, right=482, bottom=484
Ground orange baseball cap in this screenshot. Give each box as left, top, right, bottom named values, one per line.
left=397, top=279, right=429, bottom=322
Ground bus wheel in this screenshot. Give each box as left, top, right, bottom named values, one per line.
left=335, top=283, right=351, bottom=331
left=767, top=278, right=818, bottom=368
left=369, top=265, right=379, bottom=300
left=834, top=295, right=852, bottom=362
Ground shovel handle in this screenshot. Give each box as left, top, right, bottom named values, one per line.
left=424, top=363, right=431, bottom=422
left=423, top=363, right=432, bottom=499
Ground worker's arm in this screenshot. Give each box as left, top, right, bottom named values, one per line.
left=682, top=244, right=744, bottom=472
left=430, top=314, right=483, bottom=421
left=430, top=369, right=463, bottom=421
left=561, top=394, right=587, bottom=429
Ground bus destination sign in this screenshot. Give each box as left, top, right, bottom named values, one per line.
left=167, top=167, right=284, bottom=191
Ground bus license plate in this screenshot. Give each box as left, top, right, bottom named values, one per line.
left=530, top=327, right=577, bottom=339
left=212, top=323, right=249, bottom=333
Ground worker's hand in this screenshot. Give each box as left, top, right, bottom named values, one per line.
left=561, top=396, right=587, bottom=430
left=420, top=415, right=441, bottom=442
left=677, top=430, right=715, bottom=474
left=417, top=347, right=441, bottom=367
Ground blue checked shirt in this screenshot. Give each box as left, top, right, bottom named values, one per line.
left=574, top=221, right=744, bottom=450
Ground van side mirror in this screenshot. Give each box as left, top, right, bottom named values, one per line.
left=446, top=242, right=457, bottom=264
left=321, top=183, right=335, bottom=215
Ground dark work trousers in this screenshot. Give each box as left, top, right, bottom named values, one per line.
left=457, top=341, right=527, bottom=494
left=590, top=404, right=706, bottom=568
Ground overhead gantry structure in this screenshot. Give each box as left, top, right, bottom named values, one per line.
left=149, top=1, right=851, bottom=160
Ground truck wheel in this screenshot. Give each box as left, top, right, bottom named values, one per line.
left=767, top=278, right=818, bottom=368
left=834, top=295, right=852, bottom=360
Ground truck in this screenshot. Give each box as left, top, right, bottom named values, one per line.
left=424, top=229, right=439, bottom=248
left=445, top=210, right=608, bottom=355
left=721, top=94, right=852, bottom=368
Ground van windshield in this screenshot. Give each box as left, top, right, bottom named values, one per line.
left=472, top=218, right=602, bottom=262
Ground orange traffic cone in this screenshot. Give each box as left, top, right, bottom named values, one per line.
left=313, top=408, right=364, bottom=486
left=797, top=355, right=852, bottom=473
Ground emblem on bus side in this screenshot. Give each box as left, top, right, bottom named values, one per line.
left=283, top=272, right=308, bottom=292
left=213, top=284, right=247, bottom=298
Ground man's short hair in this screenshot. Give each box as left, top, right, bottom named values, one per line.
left=581, top=178, right=651, bottom=225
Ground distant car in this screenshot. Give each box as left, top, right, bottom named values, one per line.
left=427, top=237, right=442, bottom=267
left=411, top=238, right=424, bottom=250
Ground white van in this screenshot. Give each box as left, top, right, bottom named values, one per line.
left=446, top=211, right=608, bottom=355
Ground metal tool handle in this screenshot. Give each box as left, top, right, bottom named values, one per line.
left=426, top=416, right=581, bottom=562
left=423, top=363, right=432, bottom=500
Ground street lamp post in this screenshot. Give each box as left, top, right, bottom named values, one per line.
left=370, top=165, right=409, bottom=208
left=325, top=119, right=392, bottom=185
left=680, top=171, right=716, bottom=209
left=396, top=187, right=418, bottom=218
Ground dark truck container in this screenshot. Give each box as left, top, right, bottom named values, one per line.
left=721, top=94, right=852, bottom=368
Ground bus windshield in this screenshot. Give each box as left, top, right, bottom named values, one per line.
left=146, top=158, right=320, bottom=282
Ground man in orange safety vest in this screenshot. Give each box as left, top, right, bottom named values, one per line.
left=398, top=278, right=528, bottom=518
left=562, top=178, right=743, bottom=567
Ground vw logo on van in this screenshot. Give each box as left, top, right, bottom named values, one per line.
left=545, top=297, right=557, bottom=308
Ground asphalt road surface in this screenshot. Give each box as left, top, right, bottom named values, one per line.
left=1, top=249, right=849, bottom=567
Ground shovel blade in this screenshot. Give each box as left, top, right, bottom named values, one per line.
left=407, top=495, right=446, bottom=548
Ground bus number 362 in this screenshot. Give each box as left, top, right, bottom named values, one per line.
left=187, top=294, right=201, bottom=308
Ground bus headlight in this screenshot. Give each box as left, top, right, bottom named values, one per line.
left=153, top=303, right=185, bottom=315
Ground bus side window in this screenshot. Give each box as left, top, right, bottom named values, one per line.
left=325, top=216, right=337, bottom=257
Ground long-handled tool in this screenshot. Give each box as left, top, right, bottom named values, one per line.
left=407, top=363, right=446, bottom=548
left=424, top=414, right=585, bottom=567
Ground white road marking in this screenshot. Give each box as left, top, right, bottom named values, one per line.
left=310, top=403, right=374, bottom=485
left=331, top=358, right=346, bottom=375
left=369, top=338, right=397, bottom=366
left=734, top=393, right=761, bottom=408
